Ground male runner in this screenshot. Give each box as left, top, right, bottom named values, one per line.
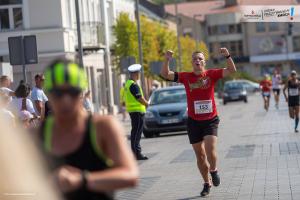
left=272, top=70, right=282, bottom=109
left=283, top=70, right=300, bottom=133
left=160, top=48, right=236, bottom=196
left=260, top=74, right=272, bottom=111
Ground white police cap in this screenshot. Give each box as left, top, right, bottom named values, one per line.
left=128, top=64, right=142, bottom=73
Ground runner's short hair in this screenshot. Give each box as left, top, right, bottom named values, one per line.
left=192, top=51, right=205, bottom=59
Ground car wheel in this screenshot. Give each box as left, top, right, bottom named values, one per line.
left=223, top=100, right=227, bottom=105
left=244, top=98, right=248, bottom=103
left=154, top=132, right=160, bottom=137
left=143, top=130, right=154, bottom=138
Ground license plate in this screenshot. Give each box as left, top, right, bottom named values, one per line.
left=231, top=96, right=239, bottom=100
left=161, top=118, right=180, bottom=124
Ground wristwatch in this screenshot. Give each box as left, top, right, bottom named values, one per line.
left=225, top=55, right=231, bottom=59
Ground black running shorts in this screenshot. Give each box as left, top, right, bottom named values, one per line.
left=272, top=89, right=280, bottom=95
left=288, top=96, right=300, bottom=107
left=187, top=116, right=220, bottom=144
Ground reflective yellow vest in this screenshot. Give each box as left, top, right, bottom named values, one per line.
left=124, top=80, right=146, bottom=113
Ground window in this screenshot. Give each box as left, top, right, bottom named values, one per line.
left=238, top=41, right=243, bottom=56
left=256, top=22, right=266, bottom=32
left=218, top=25, right=229, bottom=35
left=269, top=22, right=279, bottom=32
left=294, top=36, right=300, bottom=52
left=229, top=25, right=235, bottom=33
left=0, top=9, right=9, bottom=30
left=208, top=26, right=218, bottom=35
left=0, top=0, right=23, bottom=31
left=0, top=0, right=22, bottom=5
left=13, top=7, right=22, bottom=29
left=236, top=24, right=242, bottom=33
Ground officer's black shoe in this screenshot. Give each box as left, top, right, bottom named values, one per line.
left=200, top=183, right=211, bottom=197
left=136, top=154, right=148, bottom=160
left=210, top=170, right=220, bottom=187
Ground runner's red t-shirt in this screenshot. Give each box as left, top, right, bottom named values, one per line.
left=178, top=69, right=223, bottom=121
left=260, top=80, right=272, bottom=92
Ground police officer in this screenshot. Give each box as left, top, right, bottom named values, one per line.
left=125, top=64, right=149, bottom=160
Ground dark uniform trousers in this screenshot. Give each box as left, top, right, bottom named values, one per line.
left=129, top=112, right=145, bottom=156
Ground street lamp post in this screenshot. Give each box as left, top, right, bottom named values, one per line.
left=193, top=14, right=202, bottom=50
left=175, top=0, right=182, bottom=71
left=74, top=0, right=84, bottom=67
left=135, top=0, right=146, bottom=95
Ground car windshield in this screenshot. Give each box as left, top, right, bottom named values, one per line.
left=224, top=82, right=243, bottom=90
left=151, top=89, right=186, bottom=105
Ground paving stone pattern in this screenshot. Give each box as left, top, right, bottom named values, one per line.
left=116, top=94, right=300, bottom=200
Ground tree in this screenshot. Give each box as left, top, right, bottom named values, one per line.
left=140, top=16, right=160, bottom=77
left=113, top=12, right=138, bottom=70
left=155, top=22, right=177, bottom=60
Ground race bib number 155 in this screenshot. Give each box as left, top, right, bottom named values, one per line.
left=194, top=100, right=213, bottom=114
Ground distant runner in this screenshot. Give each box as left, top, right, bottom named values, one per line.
left=283, top=70, right=300, bottom=133
left=272, top=70, right=282, bottom=109
left=260, top=74, right=272, bottom=111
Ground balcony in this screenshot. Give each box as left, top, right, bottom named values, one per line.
left=75, top=22, right=105, bottom=50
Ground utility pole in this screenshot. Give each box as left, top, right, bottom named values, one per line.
left=193, top=14, right=202, bottom=50
left=135, top=0, right=146, bottom=94
left=101, top=0, right=115, bottom=113
left=74, top=0, right=84, bottom=67
left=175, top=0, right=182, bottom=71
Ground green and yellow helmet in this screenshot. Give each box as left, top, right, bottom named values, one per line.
left=44, top=59, right=88, bottom=92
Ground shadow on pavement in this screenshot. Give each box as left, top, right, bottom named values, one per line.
left=176, top=196, right=202, bottom=200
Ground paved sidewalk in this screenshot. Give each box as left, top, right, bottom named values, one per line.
left=116, top=94, right=300, bottom=200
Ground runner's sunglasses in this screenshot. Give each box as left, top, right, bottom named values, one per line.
left=49, top=87, right=82, bottom=98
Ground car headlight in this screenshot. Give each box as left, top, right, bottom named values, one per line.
left=223, top=93, right=228, bottom=97
left=145, top=111, right=155, bottom=119
left=241, top=91, right=247, bottom=95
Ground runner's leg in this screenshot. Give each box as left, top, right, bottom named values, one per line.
left=289, top=107, right=295, bottom=119
left=192, top=142, right=210, bottom=184
left=295, top=106, right=299, bottom=132
left=203, top=135, right=218, bottom=171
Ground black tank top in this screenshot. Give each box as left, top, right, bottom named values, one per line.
left=40, top=115, right=114, bottom=200
left=288, top=80, right=300, bottom=98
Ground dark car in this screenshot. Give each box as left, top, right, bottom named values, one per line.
left=223, top=81, right=248, bottom=105
left=143, top=86, right=188, bottom=138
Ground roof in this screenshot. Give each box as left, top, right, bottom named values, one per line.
left=140, top=0, right=166, bottom=18
left=156, top=85, right=185, bottom=92
left=165, top=0, right=299, bottom=21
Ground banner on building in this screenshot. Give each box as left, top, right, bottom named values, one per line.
left=240, top=6, right=300, bottom=22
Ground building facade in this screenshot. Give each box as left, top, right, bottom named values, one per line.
left=0, top=0, right=118, bottom=113
left=165, top=0, right=300, bottom=79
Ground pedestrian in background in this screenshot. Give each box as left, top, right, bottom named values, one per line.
left=83, top=90, right=94, bottom=114
left=0, top=91, right=15, bottom=127
left=119, top=83, right=126, bottom=121
left=0, top=75, right=14, bottom=104
left=40, top=59, right=138, bottom=200
left=31, top=74, right=48, bottom=120
left=11, top=81, right=39, bottom=120
left=124, top=64, right=149, bottom=160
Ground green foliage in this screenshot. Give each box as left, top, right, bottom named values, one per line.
left=140, top=16, right=160, bottom=77
left=112, top=13, right=138, bottom=70
left=113, top=13, right=209, bottom=78
left=180, top=36, right=196, bottom=71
